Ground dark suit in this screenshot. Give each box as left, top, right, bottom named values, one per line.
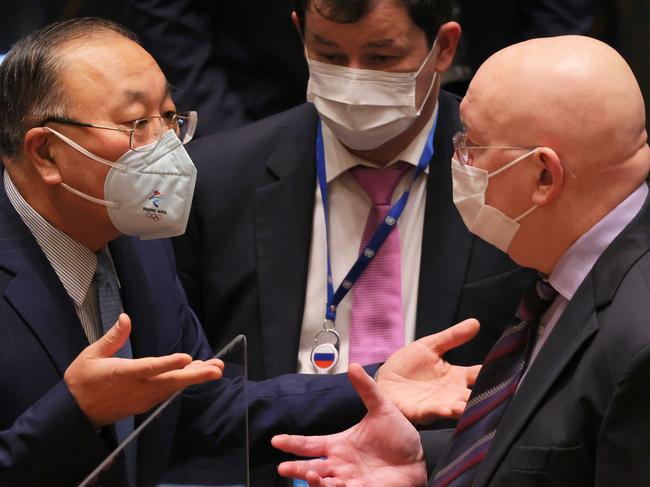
left=173, top=91, right=536, bottom=382
left=127, top=0, right=307, bottom=136
left=0, top=171, right=368, bottom=486
left=424, top=191, right=650, bottom=486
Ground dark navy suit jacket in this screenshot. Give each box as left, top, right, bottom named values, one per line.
left=0, top=171, right=368, bottom=486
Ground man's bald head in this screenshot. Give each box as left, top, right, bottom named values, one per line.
left=463, top=35, right=648, bottom=189
left=0, top=18, right=140, bottom=160
left=459, top=36, right=649, bottom=273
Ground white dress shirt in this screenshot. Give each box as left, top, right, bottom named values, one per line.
left=298, top=105, right=439, bottom=374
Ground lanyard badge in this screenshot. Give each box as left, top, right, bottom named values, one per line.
left=310, top=113, right=438, bottom=373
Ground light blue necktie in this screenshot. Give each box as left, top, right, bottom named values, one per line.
left=95, top=249, right=137, bottom=487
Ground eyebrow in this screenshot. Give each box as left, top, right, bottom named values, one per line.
left=121, top=82, right=174, bottom=105
left=311, top=34, right=339, bottom=47
left=364, top=39, right=396, bottom=48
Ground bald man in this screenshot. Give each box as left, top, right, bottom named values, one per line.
left=272, top=34, right=650, bottom=487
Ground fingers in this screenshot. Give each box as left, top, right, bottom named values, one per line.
left=306, top=471, right=346, bottom=487
left=419, top=319, right=480, bottom=355
left=450, top=398, right=469, bottom=418
left=88, top=313, right=132, bottom=358
left=466, top=364, right=481, bottom=386
left=122, top=354, right=224, bottom=383
left=277, top=458, right=330, bottom=479
left=126, top=353, right=193, bottom=378
left=348, top=363, right=386, bottom=413
left=151, top=361, right=223, bottom=390
left=272, top=434, right=328, bottom=457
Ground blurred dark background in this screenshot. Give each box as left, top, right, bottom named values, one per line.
left=0, top=0, right=647, bottom=135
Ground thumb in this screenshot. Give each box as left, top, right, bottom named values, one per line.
left=348, top=363, right=387, bottom=414
left=88, top=313, right=131, bottom=358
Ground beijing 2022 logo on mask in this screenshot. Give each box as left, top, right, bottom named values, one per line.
left=143, top=190, right=167, bottom=222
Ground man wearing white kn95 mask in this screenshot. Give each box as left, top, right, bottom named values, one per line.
left=175, top=0, right=536, bottom=392
left=0, top=17, right=486, bottom=487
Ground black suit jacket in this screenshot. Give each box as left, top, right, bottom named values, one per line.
left=425, top=191, right=650, bottom=486
left=127, top=0, right=307, bottom=136
left=173, top=91, right=536, bottom=381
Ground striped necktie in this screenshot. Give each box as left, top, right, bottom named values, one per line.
left=430, top=278, right=557, bottom=487
left=95, top=249, right=137, bottom=487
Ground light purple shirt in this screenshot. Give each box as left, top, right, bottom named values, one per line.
left=524, top=182, right=648, bottom=376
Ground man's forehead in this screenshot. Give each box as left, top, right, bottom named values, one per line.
left=58, top=38, right=169, bottom=109
left=304, top=1, right=418, bottom=45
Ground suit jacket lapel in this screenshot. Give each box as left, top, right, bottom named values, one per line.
left=474, top=190, right=650, bottom=486
left=416, top=92, right=473, bottom=338
left=255, top=107, right=319, bottom=376
left=0, top=181, right=88, bottom=376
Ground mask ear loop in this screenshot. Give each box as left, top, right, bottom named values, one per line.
left=487, top=148, right=538, bottom=179
left=43, top=127, right=123, bottom=208
left=60, top=182, right=120, bottom=209
left=44, top=127, right=127, bottom=171
left=513, top=204, right=538, bottom=222
left=415, top=39, right=439, bottom=114
left=486, top=148, right=540, bottom=223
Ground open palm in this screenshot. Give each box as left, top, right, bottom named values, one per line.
left=377, top=319, right=482, bottom=423
left=273, top=364, right=427, bottom=487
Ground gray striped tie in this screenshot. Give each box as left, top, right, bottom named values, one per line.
left=95, top=250, right=137, bottom=487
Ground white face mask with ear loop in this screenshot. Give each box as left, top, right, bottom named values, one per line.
left=45, top=126, right=197, bottom=240
left=305, top=39, right=440, bottom=150
left=451, top=149, right=539, bottom=253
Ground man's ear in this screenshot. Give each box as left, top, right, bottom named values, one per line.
left=434, top=22, right=461, bottom=73
left=23, top=127, right=63, bottom=186
left=532, top=147, right=564, bottom=206
left=291, top=11, right=303, bottom=41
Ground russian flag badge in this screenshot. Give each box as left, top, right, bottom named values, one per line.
left=311, top=342, right=339, bottom=373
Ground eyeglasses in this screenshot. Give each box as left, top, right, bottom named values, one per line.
left=452, top=131, right=535, bottom=167
left=453, top=130, right=577, bottom=178
left=42, top=111, right=198, bottom=151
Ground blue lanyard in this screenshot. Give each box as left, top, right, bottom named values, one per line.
left=316, top=113, right=438, bottom=324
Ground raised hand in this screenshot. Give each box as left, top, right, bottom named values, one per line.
left=64, top=313, right=224, bottom=428
left=273, top=363, right=427, bottom=487
left=377, top=319, right=482, bottom=423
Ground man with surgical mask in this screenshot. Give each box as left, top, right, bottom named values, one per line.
left=174, top=0, right=534, bottom=382
left=0, top=17, right=485, bottom=486
left=273, top=35, right=650, bottom=487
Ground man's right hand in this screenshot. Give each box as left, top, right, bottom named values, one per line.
left=64, top=313, right=224, bottom=428
left=273, top=363, right=428, bottom=487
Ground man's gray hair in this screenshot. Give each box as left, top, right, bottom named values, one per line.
left=0, top=17, right=139, bottom=159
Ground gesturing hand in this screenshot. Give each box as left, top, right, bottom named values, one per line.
left=64, top=313, right=224, bottom=428
left=273, top=363, right=427, bottom=487
left=377, top=319, right=482, bottom=423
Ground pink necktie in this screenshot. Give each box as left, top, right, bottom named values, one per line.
left=349, top=162, right=411, bottom=365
